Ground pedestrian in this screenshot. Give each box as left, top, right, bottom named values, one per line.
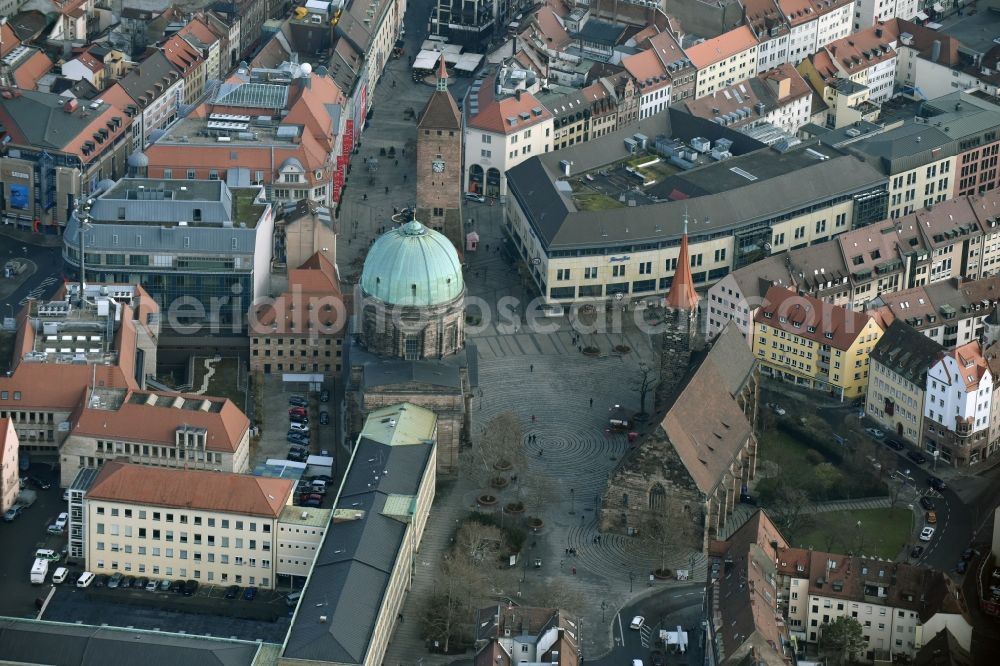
left=486, top=243, right=490, bottom=251
left=403, top=174, right=407, bottom=182
left=572, top=567, right=576, bottom=575
left=565, top=548, right=569, bottom=555
left=363, top=193, right=368, bottom=201
left=402, top=148, right=406, bottom=156
left=530, top=364, right=534, bottom=372
left=589, top=397, right=593, bottom=408
left=385, top=186, right=389, bottom=194
left=395, top=159, right=399, bottom=166
left=393, top=206, right=398, bottom=214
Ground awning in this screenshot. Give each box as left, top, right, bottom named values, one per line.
left=915, top=10, right=929, bottom=19
left=455, top=53, right=483, bottom=72
left=412, top=49, right=440, bottom=70
left=933, top=2, right=944, bottom=11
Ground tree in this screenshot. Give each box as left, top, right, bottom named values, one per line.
left=632, top=364, right=657, bottom=417
left=643, top=505, right=697, bottom=571
left=521, top=464, right=554, bottom=516
left=455, top=521, right=505, bottom=564
left=533, top=581, right=586, bottom=615
left=479, top=412, right=526, bottom=471
left=764, top=485, right=814, bottom=542
left=810, top=462, right=844, bottom=501
left=821, top=616, right=865, bottom=665
left=420, top=552, right=484, bottom=653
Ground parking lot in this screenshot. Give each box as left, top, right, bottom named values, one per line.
left=0, top=464, right=65, bottom=618
left=252, top=376, right=339, bottom=508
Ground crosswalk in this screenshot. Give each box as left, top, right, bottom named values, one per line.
left=18, top=276, right=58, bottom=305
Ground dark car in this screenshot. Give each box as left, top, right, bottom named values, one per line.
left=907, top=450, right=928, bottom=465
left=320, top=389, right=329, bottom=403
left=288, top=395, right=307, bottom=407
left=928, top=476, right=946, bottom=491
left=122, top=575, right=136, bottom=589
left=650, top=652, right=665, bottom=666
left=312, top=474, right=333, bottom=483
left=67, top=570, right=83, bottom=585
left=302, top=499, right=321, bottom=508
left=319, top=411, right=330, bottom=425
left=287, top=437, right=310, bottom=447
left=288, top=451, right=308, bottom=462
left=107, top=572, right=124, bottom=588
left=93, top=574, right=108, bottom=587
left=884, top=438, right=906, bottom=451
left=243, top=586, right=258, bottom=601
left=225, top=584, right=241, bottom=599
left=299, top=493, right=323, bottom=504
left=170, top=579, right=185, bottom=593
left=3, top=505, right=22, bottom=521
left=920, top=497, right=936, bottom=510
left=289, top=414, right=309, bottom=424
left=28, top=476, right=51, bottom=490
left=183, top=579, right=199, bottom=596
left=910, top=545, right=925, bottom=559
left=957, top=560, right=968, bottom=574
left=962, top=548, right=975, bottom=561
left=136, top=577, right=149, bottom=589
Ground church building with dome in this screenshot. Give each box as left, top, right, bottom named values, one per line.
left=343, top=216, right=475, bottom=475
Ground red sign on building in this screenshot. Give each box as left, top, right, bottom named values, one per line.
left=344, top=120, right=354, bottom=155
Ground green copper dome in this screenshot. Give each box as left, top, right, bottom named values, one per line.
left=360, top=220, right=464, bottom=306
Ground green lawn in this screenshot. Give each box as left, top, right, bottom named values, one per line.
left=759, top=430, right=818, bottom=481
left=793, top=508, right=912, bottom=559
left=573, top=192, right=626, bottom=210
left=192, top=356, right=245, bottom=409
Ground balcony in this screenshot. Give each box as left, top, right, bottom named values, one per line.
left=955, top=416, right=974, bottom=438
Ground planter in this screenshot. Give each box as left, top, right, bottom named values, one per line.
left=489, top=476, right=509, bottom=489
left=583, top=346, right=600, bottom=357
left=493, top=459, right=513, bottom=472
left=614, top=345, right=631, bottom=354
left=477, top=494, right=498, bottom=506
left=653, top=568, right=672, bottom=579
left=504, top=502, right=525, bottom=514
left=527, top=517, right=544, bottom=530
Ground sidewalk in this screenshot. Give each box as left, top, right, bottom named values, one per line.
left=0, top=225, right=63, bottom=248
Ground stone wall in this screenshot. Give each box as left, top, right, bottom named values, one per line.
left=359, top=293, right=465, bottom=359
left=654, top=306, right=696, bottom=413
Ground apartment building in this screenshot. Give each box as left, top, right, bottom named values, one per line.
left=800, top=23, right=899, bottom=105
left=866, top=320, right=942, bottom=446
left=250, top=253, right=346, bottom=377
left=101, top=51, right=184, bottom=151
left=275, top=504, right=329, bottom=583
left=752, top=285, right=884, bottom=399
left=176, top=15, right=225, bottom=83
left=0, top=283, right=158, bottom=454
left=281, top=402, right=438, bottom=666
left=855, top=0, right=918, bottom=30
left=923, top=340, right=993, bottom=466
left=745, top=0, right=791, bottom=74
left=621, top=30, right=693, bottom=117
left=464, top=64, right=553, bottom=198
left=687, top=26, right=759, bottom=99
left=0, top=419, right=18, bottom=514
left=59, top=387, right=251, bottom=488
left=706, top=254, right=798, bottom=341
left=84, top=462, right=295, bottom=588
left=144, top=62, right=347, bottom=207
left=159, top=34, right=206, bottom=107
left=677, top=63, right=814, bottom=135
left=539, top=83, right=614, bottom=151
left=62, top=178, right=273, bottom=334
left=781, top=0, right=856, bottom=64
left=778, top=545, right=957, bottom=661
left=473, top=608, right=581, bottom=666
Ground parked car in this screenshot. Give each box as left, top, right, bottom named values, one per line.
left=956, top=560, right=968, bottom=574
left=62, top=489, right=70, bottom=501
left=123, top=575, right=136, bottom=589
left=183, top=579, right=199, bottom=596
left=920, top=497, right=936, bottom=510
left=35, top=549, right=60, bottom=561
left=919, top=526, right=936, bottom=541
left=312, top=475, right=334, bottom=483
left=159, top=579, right=172, bottom=591
left=289, top=421, right=310, bottom=432
left=67, top=570, right=83, bottom=585
left=865, top=427, right=885, bottom=439
left=76, top=572, right=95, bottom=588
left=46, top=524, right=64, bottom=535
left=52, top=567, right=68, bottom=584
left=302, top=499, right=321, bottom=508
left=299, top=493, right=323, bottom=504
left=464, top=192, right=486, bottom=203
left=926, top=511, right=937, bottom=524
left=107, top=572, right=124, bottom=588
left=3, top=505, right=22, bottom=521
left=629, top=616, right=645, bottom=630
left=288, top=406, right=307, bottom=416
left=54, top=512, right=68, bottom=529
left=884, top=438, right=906, bottom=451
left=320, top=389, right=329, bottom=403
left=319, top=411, right=330, bottom=425
left=928, top=476, right=946, bottom=491
left=243, top=586, right=258, bottom=601
left=907, top=451, right=928, bottom=465
left=288, top=395, right=307, bottom=407
left=225, top=584, right=241, bottom=599
left=962, top=548, right=975, bottom=561
left=288, top=451, right=309, bottom=463
left=28, top=476, right=51, bottom=490
left=910, top=545, right=925, bottom=559
left=145, top=579, right=158, bottom=591
left=136, top=576, right=149, bottom=589
left=650, top=652, right=665, bottom=666
left=170, top=579, right=185, bottom=593
left=93, top=574, right=108, bottom=587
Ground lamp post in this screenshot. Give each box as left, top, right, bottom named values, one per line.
left=628, top=571, right=635, bottom=592
left=601, top=600, right=608, bottom=623
left=569, top=487, right=575, bottom=515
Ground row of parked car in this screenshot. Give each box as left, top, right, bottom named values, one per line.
left=286, top=392, right=330, bottom=462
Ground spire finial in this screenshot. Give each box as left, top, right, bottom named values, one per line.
left=436, top=55, right=448, bottom=92
left=683, top=205, right=690, bottom=235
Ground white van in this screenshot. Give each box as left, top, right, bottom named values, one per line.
left=76, top=571, right=95, bottom=588
left=52, top=567, right=68, bottom=584
left=30, top=558, right=48, bottom=584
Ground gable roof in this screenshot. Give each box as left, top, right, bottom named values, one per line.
left=417, top=59, right=461, bottom=130
left=685, top=26, right=757, bottom=69
left=466, top=71, right=552, bottom=134
left=869, top=320, right=943, bottom=388
left=116, top=51, right=182, bottom=107
left=87, top=461, right=293, bottom=517
left=755, top=285, right=876, bottom=350
left=664, top=231, right=699, bottom=309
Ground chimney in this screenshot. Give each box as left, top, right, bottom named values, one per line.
left=931, top=40, right=941, bottom=63
left=515, top=89, right=523, bottom=101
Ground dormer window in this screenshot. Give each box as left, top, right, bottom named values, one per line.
left=824, top=332, right=834, bottom=339
left=764, top=312, right=773, bottom=318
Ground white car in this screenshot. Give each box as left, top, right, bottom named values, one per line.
left=76, top=571, right=95, bottom=588
left=629, top=615, right=645, bottom=630
left=52, top=567, right=68, bottom=584
left=919, top=526, right=936, bottom=542
left=289, top=421, right=310, bottom=432
left=54, top=512, right=68, bottom=529
left=865, top=427, right=885, bottom=439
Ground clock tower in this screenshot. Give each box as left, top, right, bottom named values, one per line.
left=416, top=56, right=463, bottom=246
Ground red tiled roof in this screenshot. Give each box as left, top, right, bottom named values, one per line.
left=664, top=232, right=699, bottom=309
left=251, top=253, right=346, bottom=336
left=87, top=461, right=293, bottom=518
left=466, top=72, right=552, bottom=134
left=685, top=25, right=757, bottom=69
left=13, top=50, right=53, bottom=90
left=755, top=285, right=877, bottom=350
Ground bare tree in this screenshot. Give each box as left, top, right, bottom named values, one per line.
left=420, top=552, right=484, bottom=653
left=533, top=581, right=586, bottom=615
left=456, top=521, right=506, bottom=565
left=632, top=364, right=657, bottom=418
left=480, top=412, right=526, bottom=470
left=642, top=508, right=696, bottom=573
left=521, top=465, right=554, bottom=516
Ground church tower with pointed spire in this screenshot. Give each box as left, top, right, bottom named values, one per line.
left=654, top=215, right=701, bottom=412
left=416, top=56, right=463, bottom=248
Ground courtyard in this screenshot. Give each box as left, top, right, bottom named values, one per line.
left=792, top=508, right=913, bottom=560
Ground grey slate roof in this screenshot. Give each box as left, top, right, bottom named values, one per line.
left=869, top=320, right=943, bottom=388
left=0, top=90, right=118, bottom=151
left=0, top=617, right=265, bottom=666
left=117, top=51, right=181, bottom=106
left=841, top=122, right=955, bottom=174
left=282, top=437, right=434, bottom=665
left=703, top=323, right=756, bottom=397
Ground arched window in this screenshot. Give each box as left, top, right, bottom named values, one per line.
left=649, top=484, right=666, bottom=511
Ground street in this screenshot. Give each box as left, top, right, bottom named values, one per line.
left=0, top=233, right=64, bottom=325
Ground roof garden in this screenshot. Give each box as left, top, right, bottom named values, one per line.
left=232, top=187, right=269, bottom=228
left=566, top=151, right=681, bottom=211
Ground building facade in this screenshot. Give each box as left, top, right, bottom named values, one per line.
left=416, top=58, right=463, bottom=236
left=84, top=462, right=295, bottom=588
left=687, top=26, right=759, bottom=99
left=923, top=341, right=993, bottom=466
left=0, top=419, right=19, bottom=514
left=752, top=285, right=884, bottom=399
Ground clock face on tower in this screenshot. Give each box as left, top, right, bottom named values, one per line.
left=432, top=159, right=445, bottom=173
